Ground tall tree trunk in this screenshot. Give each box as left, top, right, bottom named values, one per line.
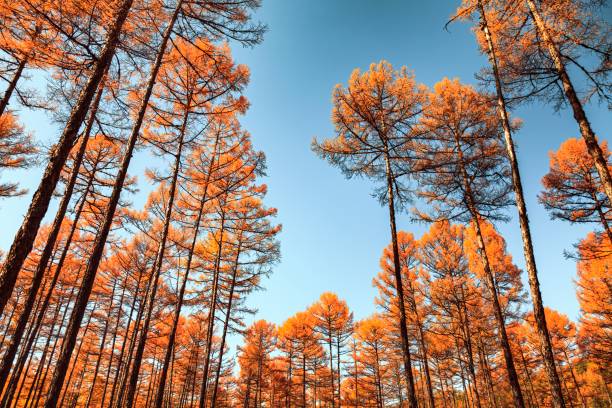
left=0, top=0, right=133, bottom=316
left=84, top=279, right=117, bottom=408
left=137, top=94, right=190, bottom=408
left=476, top=3, right=568, bottom=406
left=0, top=57, right=28, bottom=118
left=454, top=133, right=525, bottom=408
left=407, top=276, right=435, bottom=408
left=199, top=210, right=227, bottom=408
left=100, top=275, right=128, bottom=408
left=457, top=285, right=482, bottom=408
left=384, top=153, right=418, bottom=408
left=524, top=0, right=612, bottom=204
left=210, top=240, right=243, bottom=406
left=43, top=2, right=182, bottom=406
left=0, top=75, right=105, bottom=394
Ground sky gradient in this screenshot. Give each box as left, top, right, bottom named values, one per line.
left=2, top=0, right=611, bottom=335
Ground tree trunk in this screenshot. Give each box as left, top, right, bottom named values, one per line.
left=524, top=0, right=612, bottom=204
left=0, top=0, right=133, bottom=316
left=145, top=96, right=190, bottom=408
left=210, top=240, right=243, bottom=406
left=0, top=75, right=105, bottom=394
left=43, top=2, right=182, bottom=405
left=477, top=3, right=568, bottom=406
left=85, top=279, right=117, bottom=408
left=199, top=210, right=227, bottom=408
left=384, top=153, right=418, bottom=408
left=453, top=131, right=525, bottom=408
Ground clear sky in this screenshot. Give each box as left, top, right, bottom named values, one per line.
left=2, top=0, right=611, bottom=335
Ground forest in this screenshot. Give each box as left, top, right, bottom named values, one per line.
left=0, top=0, right=610, bottom=407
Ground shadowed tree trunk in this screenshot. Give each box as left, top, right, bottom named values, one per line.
left=524, top=0, right=612, bottom=204
left=384, top=153, right=419, bottom=408
left=43, top=3, right=182, bottom=406
left=476, top=3, right=568, bottom=406
left=0, top=0, right=133, bottom=316
left=0, top=75, right=106, bottom=394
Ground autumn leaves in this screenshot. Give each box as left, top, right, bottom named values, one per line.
left=0, top=0, right=280, bottom=407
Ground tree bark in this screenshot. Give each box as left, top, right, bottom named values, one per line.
left=384, top=153, right=418, bottom=408
left=524, top=0, right=612, bottom=204
left=0, top=0, right=133, bottom=316
left=0, top=75, right=105, bottom=394
left=477, top=3, right=568, bottom=406
left=43, top=2, right=182, bottom=406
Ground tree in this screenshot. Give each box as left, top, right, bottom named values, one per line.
left=415, top=77, right=525, bottom=408
left=313, top=61, right=427, bottom=408
left=540, top=137, right=611, bottom=243
left=0, top=0, right=135, bottom=316
left=308, top=292, right=354, bottom=407
left=237, top=320, right=278, bottom=408
left=374, top=231, right=436, bottom=408
left=0, top=112, right=36, bottom=197
left=453, top=1, right=570, bottom=403
left=575, top=233, right=611, bottom=380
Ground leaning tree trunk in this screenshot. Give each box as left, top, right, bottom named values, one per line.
left=42, top=2, right=183, bottom=406
left=524, top=0, right=612, bottom=204
left=470, top=216, right=525, bottom=408
left=477, top=3, right=568, bottom=406
left=384, top=154, right=418, bottom=408
left=454, top=137, right=525, bottom=408
left=0, top=0, right=133, bottom=316
left=149, top=106, right=190, bottom=408
left=0, top=24, right=41, bottom=117
left=0, top=76, right=106, bottom=394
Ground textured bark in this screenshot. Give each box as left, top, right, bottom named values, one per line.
left=0, top=0, right=133, bottom=316
left=477, top=3, right=568, bottom=406
left=453, top=132, right=525, bottom=408
left=384, top=154, right=418, bottom=408
left=524, top=0, right=612, bottom=204
left=0, top=76, right=105, bottom=394
left=43, top=2, right=181, bottom=405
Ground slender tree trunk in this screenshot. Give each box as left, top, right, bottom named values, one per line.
left=210, top=241, right=242, bottom=406
left=0, top=57, right=27, bottom=118
left=144, top=96, right=190, bottom=408
left=85, top=279, right=117, bottom=408
left=43, top=2, right=182, bottom=405
left=384, top=153, right=418, bottom=408
left=0, top=74, right=106, bottom=394
left=0, top=0, right=133, bottom=316
left=457, top=286, right=482, bottom=408
left=476, top=4, right=568, bottom=406
left=453, top=133, right=525, bottom=408
left=0, top=23, right=41, bottom=118
left=524, top=0, right=612, bottom=204
left=100, top=276, right=128, bottom=408
left=199, top=210, right=227, bottom=408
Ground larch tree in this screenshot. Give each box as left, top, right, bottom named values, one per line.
left=313, top=61, right=427, bottom=408
left=374, top=231, right=436, bottom=408
left=0, top=113, right=36, bottom=198
left=414, top=78, right=525, bottom=408
left=0, top=0, right=136, bottom=315
left=453, top=1, right=569, bottom=403
left=308, top=292, right=354, bottom=408
left=540, top=137, right=611, bottom=243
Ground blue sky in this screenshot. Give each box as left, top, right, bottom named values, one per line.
left=2, top=0, right=610, bottom=335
